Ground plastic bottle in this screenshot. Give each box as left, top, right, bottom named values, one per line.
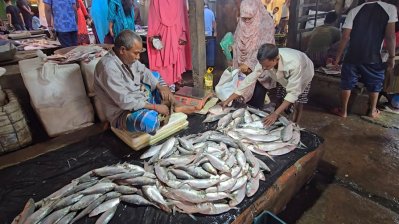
left=204, top=67, right=214, bottom=91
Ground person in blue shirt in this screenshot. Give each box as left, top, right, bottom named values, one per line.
left=43, top=0, right=78, bottom=48
left=204, top=1, right=216, bottom=68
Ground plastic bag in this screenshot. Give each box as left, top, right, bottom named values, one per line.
left=215, top=67, right=241, bottom=101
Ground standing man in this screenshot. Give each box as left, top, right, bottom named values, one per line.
left=204, top=1, right=216, bottom=68
left=333, top=0, right=397, bottom=118
left=16, top=0, right=34, bottom=30
left=44, top=0, right=78, bottom=48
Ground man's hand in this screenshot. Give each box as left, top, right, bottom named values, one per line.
left=178, top=39, right=187, bottom=45
left=219, top=100, right=231, bottom=109
left=387, top=57, right=395, bottom=71
left=263, top=112, right=279, bottom=127
left=158, top=85, right=173, bottom=101
left=155, top=104, right=170, bottom=116
left=109, top=30, right=114, bottom=37
left=239, top=64, right=251, bottom=74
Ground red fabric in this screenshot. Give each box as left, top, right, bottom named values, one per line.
left=147, top=0, right=192, bottom=85
left=77, top=0, right=90, bottom=45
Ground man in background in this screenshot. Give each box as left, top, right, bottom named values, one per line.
left=204, top=1, right=216, bottom=68
left=44, top=0, right=78, bottom=47
left=16, top=0, right=34, bottom=30
left=333, top=0, right=397, bottom=119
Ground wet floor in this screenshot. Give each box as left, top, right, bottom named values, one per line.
left=279, top=105, right=399, bottom=224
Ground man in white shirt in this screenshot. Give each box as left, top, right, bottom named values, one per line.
left=258, top=43, right=314, bottom=126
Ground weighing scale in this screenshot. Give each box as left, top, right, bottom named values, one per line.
left=174, top=86, right=212, bottom=109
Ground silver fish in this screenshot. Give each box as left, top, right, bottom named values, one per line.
left=11, top=198, right=35, bottom=224
left=54, top=194, right=83, bottom=210
left=40, top=206, right=71, bottom=224
left=244, top=149, right=260, bottom=177
left=268, top=144, right=296, bottom=156
left=256, top=158, right=271, bottom=172
left=208, top=104, right=233, bottom=115
left=203, top=113, right=227, bottom=123
left=71, top=195, right=107, bottom=223
left=229, top=184, right=246, bottom=206
left=247, top=107, right=269, bottom=117
left=80, top=183, right=116, bottom=195
left=230, top=175, right=248, bottom=192
left=122, top=176, right=156, bottom=186
left=105, top=171, right=145, bottom=181
left=217, top=113, right=233, bottom=129
left=198, top=203, right=235, bottom=215
left=244, top=110, right=253, bottom=123
left=89, top=198, right=120, bottom=217
left=178, top=137, right=194, bottom=150
left=170, top=169, right=194, bottom=180
left=56, top=211, right=76, bottom=224
left=204, top=153, right=230, bottom=173
left=104, top=192, right=122, bottom=200
left=201, top=162, right=218, bottom=175
left=142, top=185, right=171, bottom=213
left=120, top=195, right=158, bottom=207
left=281, top=123, right=294, bottom=142
left=70, top=194, right=102, bottom=211
left=114, top=185, right=138, bottom=194
left=183, top=177, right=220, bottom=189
left=251, top=114, right=261, bottom=121
left=232, top=108, right=246, bottom=119
left=94, top=205, right=117, bottom=224
left=158, top=137, right=177, bottom=159
left=93, top=166, right=127, bottom=177
left=23, top=199, right=58, bottom=224
left=246, top=173, right=261, bottom=197
left=140, top=144, right=162, bottom=159
left=154, top=164, right=169, bottom=184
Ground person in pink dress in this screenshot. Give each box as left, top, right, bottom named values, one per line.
left=76, top=0, right=90, bottom=45
left=147, top=0, right=192, bottom=92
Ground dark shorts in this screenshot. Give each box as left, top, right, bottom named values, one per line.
left=276, top=82, right=311, bottom=104
left=205, top=37, right=216, bottom=67
left=57, top=31, right=78, bottom=48
left=341, top=63, right=385, bottom=92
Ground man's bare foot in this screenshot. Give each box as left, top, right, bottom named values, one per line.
left=331, top=107, right=347, bottom=118
left=174, top=105, right=198, bottom=114
left=369, top=109, right=381, bottom=119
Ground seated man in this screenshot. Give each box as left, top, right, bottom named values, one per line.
left=94, top=30, right=194, bottom=135
left=305, top=11, right=341, bottom=68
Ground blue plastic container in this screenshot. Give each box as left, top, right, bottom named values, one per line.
left=253, top=211, right=286, bottom=224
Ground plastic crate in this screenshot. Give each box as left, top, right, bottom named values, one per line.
left=253, top=211, right=286, bottom=224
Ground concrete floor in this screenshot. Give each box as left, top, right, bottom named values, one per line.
left=279, top=106, right=399, bottom=224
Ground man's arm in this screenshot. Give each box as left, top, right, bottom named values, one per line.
left=6, top=13, right=13, bottom=27
left=19, top=13, right=26, bottom=28
left=334, top=28, right=351, bottom=65
left=384, top=22, right=396, bottom=70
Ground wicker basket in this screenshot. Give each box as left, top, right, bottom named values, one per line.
left=0, top=89, right=32, bottom=154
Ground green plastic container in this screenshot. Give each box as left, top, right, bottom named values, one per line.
left=253, top=211, right=286, bottom=224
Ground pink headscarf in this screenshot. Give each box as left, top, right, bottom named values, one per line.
left=233, top=0, right=275, bottom=71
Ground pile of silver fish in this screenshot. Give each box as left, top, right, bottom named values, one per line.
left=12, top=106, right=304, bottom=223
left=204, top=105, right=303, bottom=156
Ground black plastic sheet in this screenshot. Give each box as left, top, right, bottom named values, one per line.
left=0, top=115, right=323, bottom=224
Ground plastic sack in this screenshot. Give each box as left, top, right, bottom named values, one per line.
left=215, top=67, right=241, bottom=101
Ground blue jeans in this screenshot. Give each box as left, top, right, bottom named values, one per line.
left=206, top=37, right=216, bottom=67
left=57, top=31, right=78, bottom=48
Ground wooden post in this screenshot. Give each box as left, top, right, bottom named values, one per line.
left=286, top=0, right=300, bottom=48
left=188, top=0, right=206, bottom=88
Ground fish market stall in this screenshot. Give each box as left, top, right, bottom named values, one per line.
left=0, top=111, right=323, bottom=224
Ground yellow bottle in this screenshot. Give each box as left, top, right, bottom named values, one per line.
left=204, top=67, right=214, bottom=91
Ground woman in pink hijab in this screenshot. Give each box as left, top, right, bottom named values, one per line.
left=221, top=0, right=275, bottom=109
left=147, top=0, right=192, bottom=92
left=233, top=0, right=275, bottom=74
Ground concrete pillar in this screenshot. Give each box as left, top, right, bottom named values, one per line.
left=188, top=0, right=206, bottom=88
